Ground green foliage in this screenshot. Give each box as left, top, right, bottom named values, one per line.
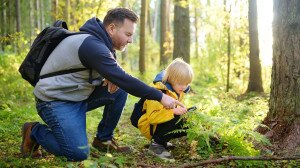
left=121, top=28, right=160, bottom=73
left=0, top=1, right=282, bottom=167
left=0, top=52, right=33, bottom=106
left=1, top=44, right=296, bottom=167
left=180, top=52, right=272, bottom=166
left=191, top=0, right=251, bottom=92
left=0, top=32, right=29, bottom=53
left=183, top=70, right=270, bottom=165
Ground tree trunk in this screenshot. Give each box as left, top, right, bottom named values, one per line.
left=96, top=0, right=104, bottom=17
left=120, top=0, right=127, bottom=7
left=4, top=0, right=8, bottom=47
left=207, top=0, right=211, bottom=6
left=224, top=0, right=231, bottom=92
left=16, top=0, right=21, bottom=32
left=29, top=0, right=35, bottom=44
left=246, top=0, right=264, bottom=93
left=15, top=0, right=21, bottom=54
left=40, top=0, right=44, bottom=28
left=0, top=0, right=5, bottom=51
left=8, top=0, right=15, bottom=35
left=51, top=0, right=58, bottom=22
left=160, top=0, right=170, bottom=66
left=152, top=0, right=159, bottom=41
left=70, top=0, right=79, bottom=30
left=66, top=0, right=70, bottom=23
left=121, top=0, right=128, bottom=61
left=139, top=0, right=147, bottom=74
left=257, top=0, right=300, bottom=156
left=173, top=0, right=190, bottom=63
left=147, top=1, right=152, bottom=36
left=194, top=7, right=199, bottom=58
left=226, top=19, right=231, bottom=92
left=36, top=0, right=41, bottom=31
left=8, top=0, right=16, bottom=52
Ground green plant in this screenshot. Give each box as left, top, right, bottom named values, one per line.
left=184, top=88, right=270, bottom=160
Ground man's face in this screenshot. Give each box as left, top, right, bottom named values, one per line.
left=107, top=18, right=136, bottom=51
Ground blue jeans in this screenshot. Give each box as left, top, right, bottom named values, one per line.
left=31, top=85, right=128, bottom=161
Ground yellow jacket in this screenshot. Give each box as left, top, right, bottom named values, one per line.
left=138, top=81, right=185, bottom=140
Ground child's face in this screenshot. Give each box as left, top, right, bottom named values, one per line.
left=172, top=82, right=189, bottom=94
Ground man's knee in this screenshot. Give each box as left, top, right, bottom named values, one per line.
left=67, top=146, right=90, bottom=161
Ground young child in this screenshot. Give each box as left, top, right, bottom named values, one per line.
left=137, top=58, right=194, bottom=160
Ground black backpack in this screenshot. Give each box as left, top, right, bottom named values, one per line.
left=130, top=90, right=166, bottom=128
left=130, top=98, right=147, bottom=128
left=19, top=20, right=88, bottom=86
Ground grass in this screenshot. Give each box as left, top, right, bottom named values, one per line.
left=0, top=52, right=298, bottom=167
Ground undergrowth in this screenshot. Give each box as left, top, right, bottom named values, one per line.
left=1, top=51, right=298, bottom=167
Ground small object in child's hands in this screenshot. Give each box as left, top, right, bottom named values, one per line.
left=187, top=106, right=197, bottom=112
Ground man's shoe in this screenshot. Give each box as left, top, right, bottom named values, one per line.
left=149, top=141, right=173, bottom=160
left=20, top=122, right=42, bottom=158
left=92, top=137, right=131, bottom=153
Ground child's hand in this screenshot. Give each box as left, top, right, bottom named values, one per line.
left=173, top=107, right=187, bottom=115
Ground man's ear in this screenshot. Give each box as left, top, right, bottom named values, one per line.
left=106, top=23, right=116, bottom=35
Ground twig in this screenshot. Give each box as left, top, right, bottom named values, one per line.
left=180, top=156, right=300, bottom=168
left=137, top=163, right=161, bottom=168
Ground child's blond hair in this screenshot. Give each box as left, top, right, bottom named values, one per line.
left=162, top=58, right=194, bottom=85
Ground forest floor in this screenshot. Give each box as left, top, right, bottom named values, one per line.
left=0, top=94, right=197, bottom=168
left=0, top=95, right=191, bottom=167
left=1, top=93, right=300, bottom=167
left=1, top=53, right=300, bottom=167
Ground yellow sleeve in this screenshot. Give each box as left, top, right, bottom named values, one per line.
left=143, top=100, right=174, bottom=125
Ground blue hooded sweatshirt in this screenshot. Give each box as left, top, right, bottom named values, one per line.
left=78, top=17, right=162, bottom=101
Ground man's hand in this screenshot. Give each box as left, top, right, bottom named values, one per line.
left=173, top=107, right=187, bottom=115
left=102, top=79, right=119, bottom=94
left=160, top=93, right=186, bottom=109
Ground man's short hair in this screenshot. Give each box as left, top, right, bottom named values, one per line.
left=103, top=8, right=139, bottom=27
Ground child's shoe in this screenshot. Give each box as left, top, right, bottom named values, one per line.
left=144, top=141, right=175, bottom=149
left=149, top=141, right=173, bottom=160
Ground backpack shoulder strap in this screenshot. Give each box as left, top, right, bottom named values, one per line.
left=38, top=20, right=90, bottom=80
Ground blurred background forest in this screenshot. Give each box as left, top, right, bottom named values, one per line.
left=0, top=0, right=273, bottom=87
left=2, top=0, right=299, bottom=167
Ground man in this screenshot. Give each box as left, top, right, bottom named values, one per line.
left=20, top=8, right=184, bottom=161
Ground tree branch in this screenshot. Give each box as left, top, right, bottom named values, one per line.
left=137, top=163, right=160, bottom=168
left=180, top=156, right=300, bottom=168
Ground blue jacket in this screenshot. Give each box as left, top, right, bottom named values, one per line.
left=34, top=17, right=162, bottom=101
